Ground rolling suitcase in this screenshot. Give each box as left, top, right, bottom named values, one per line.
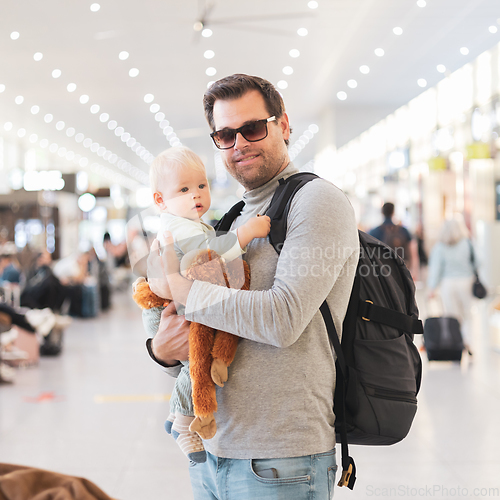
left=423, top=317, right=463, bottom=361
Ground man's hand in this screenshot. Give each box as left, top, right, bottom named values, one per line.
left=147, top=239, right=173, bottom=300
left=151, top=301, right=190, bottom=365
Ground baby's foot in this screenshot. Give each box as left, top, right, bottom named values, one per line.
left=189, top=414, right=217, bottom=440
left=171, top=413, right=206, bottom=463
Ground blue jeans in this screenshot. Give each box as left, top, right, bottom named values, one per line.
left=189, top=449, right=337, bottom=500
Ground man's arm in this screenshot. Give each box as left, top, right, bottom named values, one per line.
left=164, top=180, right=359, bottom=348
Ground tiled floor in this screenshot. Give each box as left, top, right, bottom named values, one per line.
left=1, top=287, right=500, bottom=499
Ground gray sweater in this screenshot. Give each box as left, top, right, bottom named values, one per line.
left=147, top=163, right=359, bottom=459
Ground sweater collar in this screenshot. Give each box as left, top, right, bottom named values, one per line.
left=242, top=163, right=299, bottom=206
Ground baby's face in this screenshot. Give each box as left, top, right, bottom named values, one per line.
left=158, top=168, right=211, bottom=220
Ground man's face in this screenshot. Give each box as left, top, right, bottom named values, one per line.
left=212, top=90, right=290, bottom=191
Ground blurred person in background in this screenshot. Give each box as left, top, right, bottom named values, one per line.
left=0, top=243, right=23, bottom=285
left=369, top=202, right=419, bottom=279
left=427, top=215, right=475, bottom=355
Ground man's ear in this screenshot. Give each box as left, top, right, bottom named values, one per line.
left=280, top=113, right=290, bottom=142
left=153, top=192, right=167, bottom=210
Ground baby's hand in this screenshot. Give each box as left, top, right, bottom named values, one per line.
left=244, top=215, right=271, bottom=239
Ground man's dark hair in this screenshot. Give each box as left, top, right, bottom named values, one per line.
left=203, top=74, right=290, bottom=146
left=382, top=202, right=395, bottom=218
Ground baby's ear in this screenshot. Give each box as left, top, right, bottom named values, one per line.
left=153, top=192, right=166, bottom=210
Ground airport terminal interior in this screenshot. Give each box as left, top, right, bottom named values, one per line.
left=2, top=1, right=500, bottom=499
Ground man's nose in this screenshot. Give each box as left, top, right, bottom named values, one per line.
left=234, top=131, right=250, bottom=150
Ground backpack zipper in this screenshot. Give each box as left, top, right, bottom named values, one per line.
left=364, top=384, right=417, bottom=404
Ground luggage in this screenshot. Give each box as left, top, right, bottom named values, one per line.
left=423, top=317, right=463, bottom=361
left=216, top=172, right=424, bottom=489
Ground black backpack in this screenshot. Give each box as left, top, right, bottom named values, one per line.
left=216, top=172, right=423, bottom=490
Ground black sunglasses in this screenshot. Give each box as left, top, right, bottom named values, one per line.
left=210, top=116, right=277, bottom=150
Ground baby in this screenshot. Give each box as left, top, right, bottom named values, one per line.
left=147, top=146, right=270, bottom=463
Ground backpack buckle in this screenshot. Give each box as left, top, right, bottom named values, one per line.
left=361, top=300, right=373, bottom=321
left=337, top=463, right=353, bottom=487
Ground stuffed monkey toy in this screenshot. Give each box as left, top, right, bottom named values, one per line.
left=133, top=248, right=250, bottom=440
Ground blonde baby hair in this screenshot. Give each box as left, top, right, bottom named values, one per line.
left=149, top=146, right=206, bottom=195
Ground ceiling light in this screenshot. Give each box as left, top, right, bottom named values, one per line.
left=359, top=65, right=370, bottom=74
left=67, top=83, right=77, bottom=92
left=55, top=121, right=65, bottom=130
left=80, top=95, right=90, bottom=104
left=375, top=48, right=385, bottom=57
left=202, top=28, right=213, bottom=38
left=308, top=1, right=319, bottom=8
left=52, top=69, right=62, bottom=78
left=40, top=139, right=48, bottom=148
left=160, top=120, right=169, bottom=128
left=90, top=104, right=100, bottom=114
left=97, top=147, right=106, bottom=156
left=3, top=122, right=13, bottom=131
left=66, top=151, right=75, bottom=161
left=131, top=142, right=140, bottom=152
left=289, top=49, right=300, bottom=58
left=90, top=143, right=99, bottom=153
left=31, top=105, right=40, bottom=114
left=17, top=128, right=26, bottom=138
left=83, top=138, right=92, bottom=148
left=489, top=26, right=498, bottom=34
left=460, top=47, right=469, bottom=55
left=297, top=28, right=308, bottom=36
left=10, top=32, right=20, bottom=40
left=150, top=103, right=160, bottom=113
left=90, top=3, right=100, bottom=12
left=15, top=96, right=24, bottom=105
left=204, top=50, right=215, bottom=59
left=126, top=138, right=136, bottom=147
left=144, top=93, right=154, bottom=103
left=114, top=126, right=124, bottom=136
left=347, top=79, right=358, bottom=88
left=206, top=67, right=217, bottom=76
left=49, top=143, right=58, bottom=153
left=309, top=124, right=319, bottom=133
left=416, top=0, right=426, bottom=6
left=277, top=80, right=288, bottom=89
left=417, top=78, right=427, bottom=87
left=99, top=113, right=109, bottom=122
left=108, top=120, right=117, bottom=129
left=58, top=147, right=67, bottom=157
left=155, top=112, right=165, bottom=122
left=66, top=127, right=75, bottom=137
left=207, top=81, right=215, bottom=88
left=78, top=193, right=96, bottom=212
left=129, top=68, right=139, bottom=77
left=393, top=27, right=403, bottom=35
left=283, top=66, right=293, bottom=75
left=79, top=158, right=89, bottom=167
left=44, top=114, right=53, bottom=123
left=118, top=51, right=129, bottom=60
left=121, top=132, right=131, bottom=142
left=75, top=133, right=84, bottom=142
left=0, top=84, right=5, bottom=93
left=437, top=64, right=446, bottom=73
left=33, top=52, right=43, bottom=61
left=337, top=91, right=347, bottom=101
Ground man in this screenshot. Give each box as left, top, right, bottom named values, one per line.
left=145, top=74, right=359, bottom=499
left=369, top=202, right=419, bottom=278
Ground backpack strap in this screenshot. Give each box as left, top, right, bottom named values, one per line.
left=358, top=301, right=424, bottom=334
left=214, top=200, right=245, bottom=233
left=320, top=301, right=356, bottom=489
left=265, top=172, right=319, bottom=254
